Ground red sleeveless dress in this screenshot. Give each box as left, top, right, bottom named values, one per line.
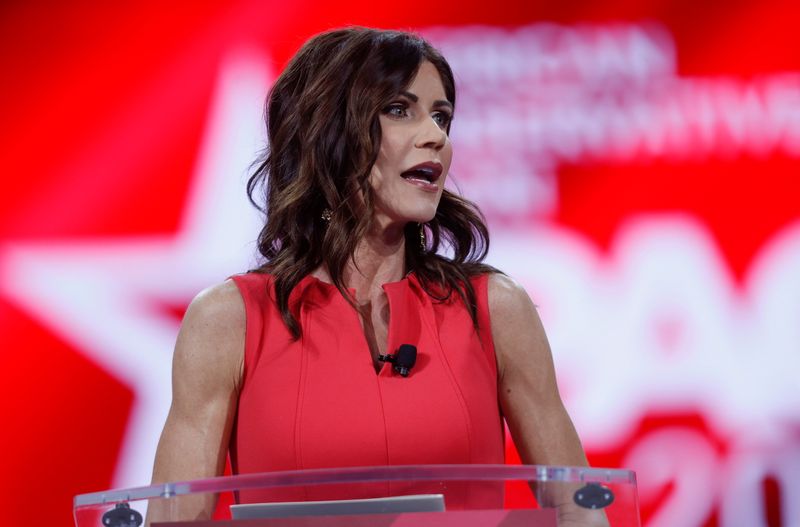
left=229, top=272, right=505, bottom=509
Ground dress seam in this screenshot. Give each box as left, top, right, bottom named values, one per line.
left=375, top=375, right=391, bottom=497
left=295, top=303, right=310, bottom=500
left=419, top=301, right=474, bottom=506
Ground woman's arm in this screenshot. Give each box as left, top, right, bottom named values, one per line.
left=489, top=273, right=587, bottom=468
left=148, top=280, right=245, bottom=522
left=489, top=274, right=611, bottom=526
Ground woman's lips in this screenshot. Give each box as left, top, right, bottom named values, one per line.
left=402, top=175, right=439, bottom=192
left=400, top=161, right=443, bottom=192
left=401, top=161, right=443, bottom=180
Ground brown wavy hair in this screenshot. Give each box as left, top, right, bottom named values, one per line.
left=247, top=26, right=497, bottom=338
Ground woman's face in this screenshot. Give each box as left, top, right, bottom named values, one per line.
left=368, top=60, right=453, bottom=230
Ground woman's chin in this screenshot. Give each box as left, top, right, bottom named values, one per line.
left=373, top=206, right=438, bottom=229
left=409, top=213, right=437, bottom=225
left=408, top=205, right=439, bottom=224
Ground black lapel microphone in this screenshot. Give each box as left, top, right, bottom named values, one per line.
left=379, top=344, right=417, bottom=377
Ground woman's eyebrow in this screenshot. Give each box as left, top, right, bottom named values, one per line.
left=400, top=90, right=453, bottom=111
left=433, top=100, right=454, bottom=112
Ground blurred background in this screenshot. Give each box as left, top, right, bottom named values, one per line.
left=1, top=1, right=799, bottom=526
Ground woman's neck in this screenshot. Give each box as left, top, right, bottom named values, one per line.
left=347, top=234, right=405, bottom=302
left=314, top=222, right=408, bottom=304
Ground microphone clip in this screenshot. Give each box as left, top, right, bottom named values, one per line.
left=378, top=344, right=417, bottom=377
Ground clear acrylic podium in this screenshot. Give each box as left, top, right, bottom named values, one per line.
left=74, top=465, right=640, bottom=526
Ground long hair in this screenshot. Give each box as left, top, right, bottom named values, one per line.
left=247, top=27, right=496, bottom=338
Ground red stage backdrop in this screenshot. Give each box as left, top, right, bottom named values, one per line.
left=1, top=2, right=799, bottom=526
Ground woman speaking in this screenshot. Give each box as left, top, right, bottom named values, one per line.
left=150, top=26, right=589, bottom=521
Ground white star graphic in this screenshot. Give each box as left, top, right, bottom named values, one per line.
left=0, top=49, right=274, bottom=488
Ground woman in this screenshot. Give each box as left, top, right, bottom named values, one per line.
left=150, top=26, right=588, bottom=519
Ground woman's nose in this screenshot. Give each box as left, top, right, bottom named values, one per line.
left=415, top=116, right=447, bottom=150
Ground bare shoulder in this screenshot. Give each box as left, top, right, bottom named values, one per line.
left=173, top=279, right=245, bottom=390
left=486, top=273, right=550, bottom=378
left=183, top=279, right=245, bottom=331
left=487, top=273, right=534, bottom=314
left=487, top=272, right=543, bottom=329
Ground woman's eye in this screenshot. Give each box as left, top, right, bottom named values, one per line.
left=432, top=111, right=452, bottom=129
left=384, top=103, right=408, bottom=118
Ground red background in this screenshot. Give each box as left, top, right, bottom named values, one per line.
left=2, top=1, right=799, bottom=526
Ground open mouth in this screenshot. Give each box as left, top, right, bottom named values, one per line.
left=400, top=162, right=443, bottom=185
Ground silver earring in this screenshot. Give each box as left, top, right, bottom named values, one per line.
left=321, top=208, right=332, bottom=222
left=419, top=223, right=426, bottom=251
